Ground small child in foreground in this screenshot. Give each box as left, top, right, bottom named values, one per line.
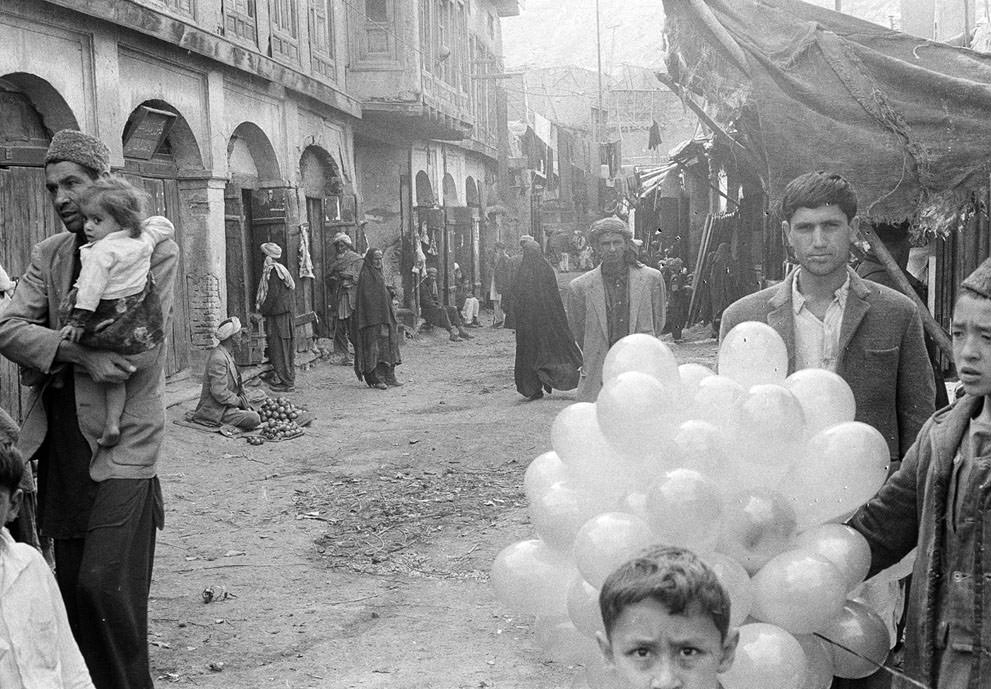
left=57, top=176, right=174, bottom=447
left=0, top=435, right=94, bottom=688
left=597, top=545, right=738, bottom=689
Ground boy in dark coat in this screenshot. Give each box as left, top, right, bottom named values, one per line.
left=849, top=256, right=991, bottom=689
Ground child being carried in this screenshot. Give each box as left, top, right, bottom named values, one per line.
left=58, top=176, right=174, bottom=447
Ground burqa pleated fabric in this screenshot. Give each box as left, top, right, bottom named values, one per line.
left=351, top=250, right=401, bottom=385
left=512, top=241, right=582, bottom=398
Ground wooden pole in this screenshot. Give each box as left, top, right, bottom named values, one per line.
left=859, top=225, right=953, bottom=360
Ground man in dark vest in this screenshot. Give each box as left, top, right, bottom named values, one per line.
left=255, top=241, right=296, bottom=392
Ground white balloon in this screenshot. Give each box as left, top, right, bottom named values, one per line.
left=693, top=375, right=746, bottom=435
left=718, top=322, right=789, bottom=388
left=679, top=362, right=716, bottom=401
left=524, top=451, right=570, bottom=504
left=603, top=333, right=680, bottom=387
left=783, top=422, right=890, bottom=530
left=785, top=369, right=856, bottom=436
left=644, top=469, right=723, bottom=552
left=596, top=371, right=679, bottom=459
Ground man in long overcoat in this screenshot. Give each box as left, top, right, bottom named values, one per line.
left=565, top=217, right=666, bottom=402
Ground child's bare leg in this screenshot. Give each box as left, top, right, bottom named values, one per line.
left=99, top=382, right=126, bottom=447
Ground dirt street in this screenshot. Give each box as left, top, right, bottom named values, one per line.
left=149, top=310, right=718, bottom=688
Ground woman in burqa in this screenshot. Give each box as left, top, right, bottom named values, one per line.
left=512, top=238, right=582, bottom=400
left=351, top=248, right=402, bottom=389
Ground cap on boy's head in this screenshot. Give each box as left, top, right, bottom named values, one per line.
left=45, top=129, right=111, bottom=176
left=332, top=231, right=353, bottom=247
left=598, top=545, right=732, bottom=641
left=960, top=257, right=991, bottom=301
left=260, top=242, right=282, bottom=259
left=780, top=171, right=858, bottom=222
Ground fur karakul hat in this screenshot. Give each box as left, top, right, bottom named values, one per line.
left=961, top=256, right=991, bottom=300
left=44, top=130, right=111, bottom=175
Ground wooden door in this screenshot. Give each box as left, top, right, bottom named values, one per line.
left=250, top=188, right=315, bottom=350
left=0, top=167, right=62, bottom=421
left=123, top=174, right=190, bottom=377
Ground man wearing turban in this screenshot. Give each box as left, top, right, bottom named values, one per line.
left=565, top=217, right=667, bottom=401
left=192, top=317, right=260, bottom=429
left=324, top=232, right=363, bottom=364
left=255, top=242, right=296, bottom=391
left=0, top=129, right=179, bottom=689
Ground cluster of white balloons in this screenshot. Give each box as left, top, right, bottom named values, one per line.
left=491, top=323, right=900, bottom=689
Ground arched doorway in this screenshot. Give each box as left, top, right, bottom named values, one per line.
left=299, top=145, right=348, bottom=338
left=121, top=100, right=205, bottom=377
left=442, top=173, right=469, bottom=306
left=224, top=122, right=294, bottom=364
left=413, top=170, right=445, bottom=304
left=0, top=73, right=77, bottom=419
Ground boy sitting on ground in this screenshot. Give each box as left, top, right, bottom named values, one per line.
left=597, top=545, right=738, bottom=689
left=0, top=436, right=94, bottom=688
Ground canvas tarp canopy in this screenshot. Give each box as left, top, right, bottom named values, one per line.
left=661, top=0, right=991, bottom=231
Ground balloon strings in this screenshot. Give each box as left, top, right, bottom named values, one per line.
left=812, top=633, right=931, bottom=689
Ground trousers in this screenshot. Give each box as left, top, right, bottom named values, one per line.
left=55, top=478, right=161, bottom=689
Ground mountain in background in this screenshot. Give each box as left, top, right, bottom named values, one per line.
left=501, top=0, right=901, bottom=73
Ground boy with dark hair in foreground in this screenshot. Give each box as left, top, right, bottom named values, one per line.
left=597, top=545, right=738, bottom=689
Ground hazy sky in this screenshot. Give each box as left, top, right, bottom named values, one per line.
left=500, top=0, right=667, bottom=71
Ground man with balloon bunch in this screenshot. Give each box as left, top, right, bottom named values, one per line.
left=720, top=171, right=936, bottom=689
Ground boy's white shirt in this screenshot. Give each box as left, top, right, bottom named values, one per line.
left=0, top=527, right=95, bottom=689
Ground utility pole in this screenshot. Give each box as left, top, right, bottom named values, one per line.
left=834, top=0, right=841, bottom=11
left=595, top=0, right=603, bottom=146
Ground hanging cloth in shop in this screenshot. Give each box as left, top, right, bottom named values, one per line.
left=297, top=223, right=315, bottom=279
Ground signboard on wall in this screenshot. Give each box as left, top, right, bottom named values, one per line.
left=123, top=106, right=177, bottom=160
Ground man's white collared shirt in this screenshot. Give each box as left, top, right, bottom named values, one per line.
left=792, top=270, right=850, bottom=372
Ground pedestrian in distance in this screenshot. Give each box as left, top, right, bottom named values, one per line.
left=324, top=231, right=363, bottom=365
left=666, top=257, right=691, bottom=342
left=191, top=317, right=261, bottom=429
left=565, top=217, right=667, bottom=402
left=0, top=128, right=179, bottom=689
left=255, top=241, right=296, bottom=392
left=596, top=545, right=738, bottom=689
left=511, top=236, right=582, bottom=400
left=848, top=255, right=991, bottom=689
left=57, top=176, right=175, bottom=447
left=351, top=248, right=402, bottom=389
left=418, top=266, right=474, bottom=342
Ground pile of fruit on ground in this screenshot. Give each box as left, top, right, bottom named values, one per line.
left=249, top=397, right=307, bottom=443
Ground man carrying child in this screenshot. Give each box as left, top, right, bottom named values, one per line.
left=0, top=129, right=177, bottom=689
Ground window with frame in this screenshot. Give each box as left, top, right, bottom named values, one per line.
left=271, top=0, right=300, bottom=61
left=224, top=0, right=258, bottom=44
left=308, top=0, right=336, bottom=79
left=419, top=0, right=431, bottom=64
left=364, top=0, right=392, bottom=56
